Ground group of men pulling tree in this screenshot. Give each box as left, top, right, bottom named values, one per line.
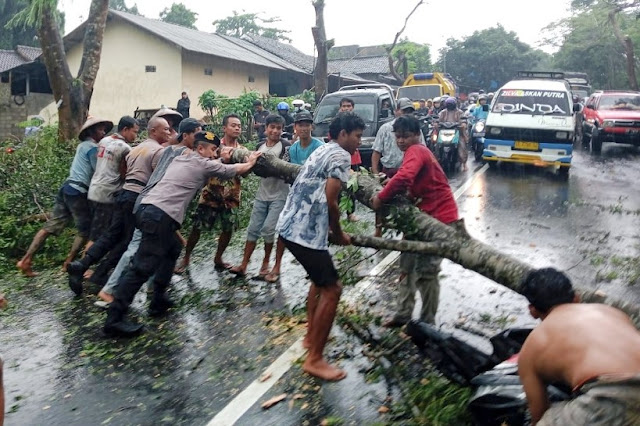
left=10, top=101, right=640, bottom=423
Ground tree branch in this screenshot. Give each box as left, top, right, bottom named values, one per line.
left=385, top=0, right=424, bottom=83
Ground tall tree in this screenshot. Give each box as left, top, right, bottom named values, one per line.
left=311, top=0, right=332, bottom=102
left=437, top=26, right=548, bottom=92
left=159, top=2, right=197, bottom=29
left=10, top=0, right=109, bottom=141
left=571, top=0, right=639, bottom=90
left=108, top=0, right=139, bottom=15
left=213, top=11, right=291, bottom=42
left=0, top=0, right=38, bottom=49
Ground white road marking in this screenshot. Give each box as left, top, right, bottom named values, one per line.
left=206, top=163, right=489, bottom=425
left=206, top=338, right=306, bottom=426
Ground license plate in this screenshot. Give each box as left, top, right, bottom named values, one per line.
left=627, top=129, right=639, bottom=135
left=472, top=132, right=484, bottom=137
left=514, top=141, right=539, bottom=151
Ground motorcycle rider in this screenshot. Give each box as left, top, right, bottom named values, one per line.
left=292, top=99, right=305, bottom=117
left=277, top=101, right=295, bottom=138
left=416, top=99, right=429, bottom=116
left=437, top=97, right=468, bottom=171
left=472, top=95, right=490, bottom=122
left=432, top=97, right=442, bottom=114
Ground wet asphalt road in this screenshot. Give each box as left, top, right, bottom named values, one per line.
left=1, top=142, right=640, bottom=425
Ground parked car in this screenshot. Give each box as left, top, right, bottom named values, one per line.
left=581, top=90, right=640, bottom=153
left=311, top=84, right=397, bottom=169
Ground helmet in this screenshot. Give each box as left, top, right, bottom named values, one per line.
left=304, top=103, right=311, bottom=110
left=487, top=92, right=494, bottom=99
left=433, top=96, right=442, bottom=104
left=444, top=97, right=457, bottom=109
left=478, top=89, right=486, bottom=94
left=292, top=99, right=304, bottom=107
left=478, top=94, right=487, bottom=102
left=277, top=102, right=289, bottom=111
left=427, top=98, right=433, bottom=103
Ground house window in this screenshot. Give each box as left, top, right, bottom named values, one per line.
left=145, top=65, right=156, bottom=73
left=248, top=75, right=255, bottom=83
left=204, top=68, right=213, bottom=76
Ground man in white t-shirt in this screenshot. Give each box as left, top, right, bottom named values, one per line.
left=87, top=116, right=139, bottom=243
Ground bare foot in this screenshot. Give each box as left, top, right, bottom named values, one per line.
left=347, top=213, right=359, bottom=222
left=83, top=269, right=94, bottom=280
left=61, top=259, right=71, bottom=272
left=174, top=258, right=189, bottom=274
left=265, top=271, right=280, bottom=283
left=229, top=265, right=246, bottom=277
left=303, top=358, right=347, bottom=381
left=17, top=260, right=38, bottom=277
left=462, top=163, right=468, bottom=172
left=258, top=264, right=270, bottom=276
left=214, top=261, right=233, bottom=271
left=98, top=290, right=114, bottom=304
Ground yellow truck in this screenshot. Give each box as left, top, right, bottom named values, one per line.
left=397, top=73, right=458, bottom=105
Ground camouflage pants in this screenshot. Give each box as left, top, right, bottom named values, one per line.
left=538, top=374, right=640, bottom=426
left=397, top=252, right=442, bottom=324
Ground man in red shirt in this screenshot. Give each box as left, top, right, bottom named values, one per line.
left=371, top=115, right=459, bottom=327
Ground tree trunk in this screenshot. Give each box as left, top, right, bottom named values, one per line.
left=37, top=0, right=109, bottom=141
left=609, top=10, right=639, bottom=91
left=312, top=0, right=331, bottom=103
left=238, top=152, right=640, bottom=324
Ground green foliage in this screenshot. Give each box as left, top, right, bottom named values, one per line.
left=159, top=2, right=197, bottom=29
left=0, top=0, right=38, bottom=49
left=436, top=25, right=549, bottom=92
left=397, top=374, right=472, bottom=425
left=198, top=89, right=316, bottom=141
left=213, top=10, right=291, bottom=43
left=392, top=39, right=432, bottom=77
left=0, top=126, right=75, bottom=271
left=548, top=1, right=640, bottom=90
left=109, top=0, right=140, bottom=15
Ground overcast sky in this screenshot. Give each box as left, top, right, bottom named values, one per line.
left=59, top=0, right=573, bottom=58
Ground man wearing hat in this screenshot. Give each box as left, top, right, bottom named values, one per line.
left=68, top=118, right=199, bottom=296
left=17, top=116, right=113, bottom=277
left=104, top=131, right=261, bottom=337
left=152, top=107, right=182, bottom=145
left=261, top=110, right=324, bottom=283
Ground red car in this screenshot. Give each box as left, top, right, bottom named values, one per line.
left=582, top=91, right=640, bottom=153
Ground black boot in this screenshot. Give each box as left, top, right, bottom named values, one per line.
left=104, top=305, right=143, bottom=337
left=67, top=257, right=92, bottom=296
left=148, top=291, right=175, bottom=317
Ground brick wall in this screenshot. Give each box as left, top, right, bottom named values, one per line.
left=0, top=83, right=54, bottom=142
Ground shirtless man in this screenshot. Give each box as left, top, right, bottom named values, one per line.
left=518, top=268, right=640, bottom=425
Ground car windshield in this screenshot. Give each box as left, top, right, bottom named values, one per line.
left=397, top=85, right=441, bottom=101
left=598, top=95, right=640, bottom=111
left=492, top=89, right=571, bottom=116
left=314, top=97, right=376, bottom=123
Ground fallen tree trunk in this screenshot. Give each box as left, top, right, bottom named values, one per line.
left=234, top=151, right=640, bottom=324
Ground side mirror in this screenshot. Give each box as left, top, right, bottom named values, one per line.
left=573, top=103, right=583, bottom=113
left=586, top=104, right=595, bottom=110
left=482, top=105, right=489, bottom=112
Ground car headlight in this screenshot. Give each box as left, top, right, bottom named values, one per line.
left=555, top=131, right=568, bottom=140
left=474, top=122, right=485, bottom=132
left=489, top=127, right=502, bottom=135
left=602, top=120, right=615, bottom=128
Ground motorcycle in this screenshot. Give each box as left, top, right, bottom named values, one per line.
left=471, top=119, right=486, bottom=162
left=406, top=321, right=570, bottom=426
left=432, top=120, right=462, bottom=173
